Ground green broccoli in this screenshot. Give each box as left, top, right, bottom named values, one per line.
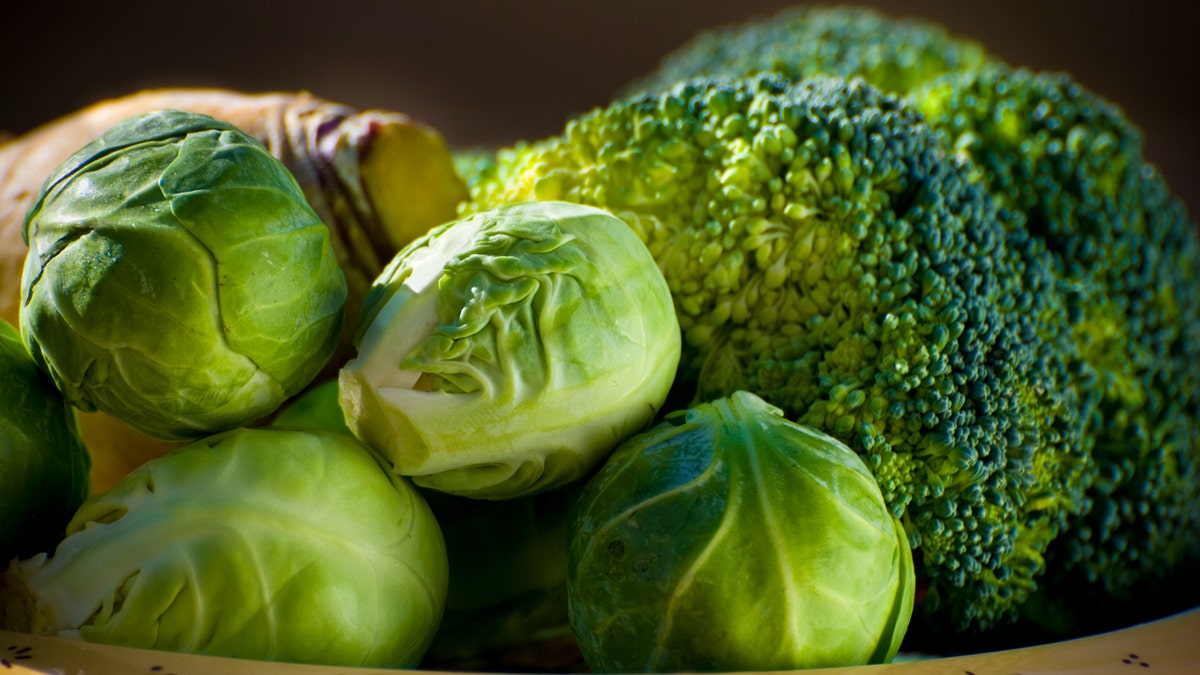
left=622, top=4, right=996, bottom=99
left=578, top=3, right=1200, bottom=640
left=909, top=65, right=1200, bottom=633
left=465, top=73, right=1093, bottom=633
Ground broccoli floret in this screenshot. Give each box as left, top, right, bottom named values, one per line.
left=909, top=66, right=1200, bottom=628
left=451, top=146, right=500, bottom=193
left=465, top=74, right=1093, bottom=633
left=623, top=5, right=996, bottom=99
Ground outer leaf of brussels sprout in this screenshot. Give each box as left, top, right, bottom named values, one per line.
left=268, top=379, right=350, bottom=435
left=339, top=201, right=680, bottom=500
left=19, top=110, right=347, bottom=441
left=0, top=319, right=90, bottom=562
left=1, top=427, right=448, bottom=668
left=567, top=391, right=915, bottom=672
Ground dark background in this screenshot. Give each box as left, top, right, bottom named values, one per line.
left=2, top=1, right=1197, bottom=216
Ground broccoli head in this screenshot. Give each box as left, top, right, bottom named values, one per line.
left=465, top=73, right=1092, bottom=632
left=909, top=66, right=1200, bottom=628
left=598, top=2, right=1200, bottom=638
left=623, top=4, right=996, bottom=99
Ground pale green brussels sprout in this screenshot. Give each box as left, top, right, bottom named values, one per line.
left=0, top=427, right=448, bottom=668
left=20, top=110, right=347, bottom=441
left=0, top=319, right=90, bottom=563
left=339, top=200, right=681, bottom=500
left=568, top=391, right=915, bottom=672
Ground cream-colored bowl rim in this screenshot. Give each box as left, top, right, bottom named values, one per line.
left=2, top=606, right=1198, bottom=674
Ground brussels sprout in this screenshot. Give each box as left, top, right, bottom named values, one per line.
left=20, top=110, right=347, bottom=441
left=0, top=319, right=90, bottom=563
left=0, top=427, right=448, bottom=668
left=269, top=379, right=350, bottom=435
left=423, top=484, right=580, bottom=668
left=339, top=200, right=681, bottom=499
left=567, top=391, right=915, bottom=672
